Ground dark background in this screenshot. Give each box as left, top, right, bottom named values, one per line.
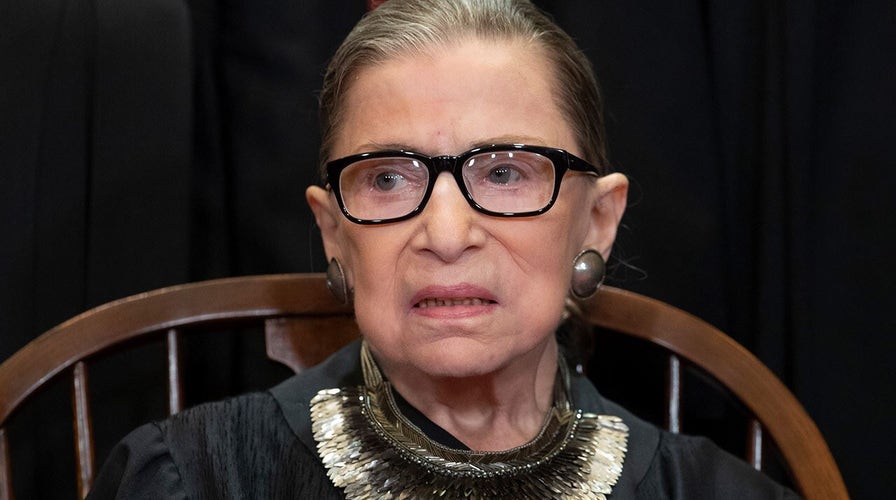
left=2, top=0, right=893, bottom=498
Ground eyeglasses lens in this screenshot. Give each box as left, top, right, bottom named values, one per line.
left=339, top=157, right=429, bottom=221
left=462, top=151, right=555, bottom=214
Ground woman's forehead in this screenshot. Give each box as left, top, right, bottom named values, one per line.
left=332, top=39, right=576, bottom=158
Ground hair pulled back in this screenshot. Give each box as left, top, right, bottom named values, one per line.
left=318, top=0, right=609, bottom=179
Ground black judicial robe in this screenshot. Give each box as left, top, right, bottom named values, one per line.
left=88, top=341, right=798, bottom=499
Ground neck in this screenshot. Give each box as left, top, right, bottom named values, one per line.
left=374, top=339, right=560, bottom=451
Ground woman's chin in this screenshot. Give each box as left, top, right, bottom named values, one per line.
left=401, top=339, right=523, bottom=380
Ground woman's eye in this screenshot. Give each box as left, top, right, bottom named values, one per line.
left=373, top=171, right=406, bottom=191
left=486, top=165, right=523, bottom=185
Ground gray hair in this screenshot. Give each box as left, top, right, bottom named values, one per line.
left=318, top=0, right=609, bottom=179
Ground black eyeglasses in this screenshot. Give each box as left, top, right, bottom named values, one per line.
left=326, top=144, right=600, bottom=225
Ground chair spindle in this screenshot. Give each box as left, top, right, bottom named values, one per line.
left=72, top=362, right=94, bottom=499
left=665, top=354, right=682, bottom=433
left=747, top=418, right=764, bottom=471
left=1, top=427, right=13, bottom=500
left=167, top=329, right=183, bottom=415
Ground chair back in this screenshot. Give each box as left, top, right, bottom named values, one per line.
left=0, top=274, right=847, bottom=499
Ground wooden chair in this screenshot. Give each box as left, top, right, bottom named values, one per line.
left=0, top=273, right=847, bottom=499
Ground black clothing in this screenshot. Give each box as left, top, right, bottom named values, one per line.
left=88, top=341, right=797, bottom=499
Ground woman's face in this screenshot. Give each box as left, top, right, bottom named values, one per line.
left=308, top=38, right=627, bottom=379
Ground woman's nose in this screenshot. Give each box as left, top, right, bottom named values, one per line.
left=413, top=172, right=485, bottom=262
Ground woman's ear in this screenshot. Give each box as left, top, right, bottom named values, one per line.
left=306, top=185, right=343, bottom=261
left=584, top=173, right=629, bottom=260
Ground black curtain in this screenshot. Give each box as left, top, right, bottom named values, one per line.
left=1, top=0, right=892, bottom=497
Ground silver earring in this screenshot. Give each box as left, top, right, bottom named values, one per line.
left=326, top=258, right=351, bottom=304
left=570, top=249, right=605, bottom=299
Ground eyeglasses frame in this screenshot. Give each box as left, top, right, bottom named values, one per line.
left=325, top=144, right=601, bottom=225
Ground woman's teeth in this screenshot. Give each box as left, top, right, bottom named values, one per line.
left=416, top=297, right=490, bottom=308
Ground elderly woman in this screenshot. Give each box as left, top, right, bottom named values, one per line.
left=90, top=1, right=795, bottom=498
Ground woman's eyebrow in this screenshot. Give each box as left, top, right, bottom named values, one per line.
left=350, top=135, right=550, bottom=156
left=350, top=141, right=417, bottom=154
left=469, top=135, right=547, bottom=148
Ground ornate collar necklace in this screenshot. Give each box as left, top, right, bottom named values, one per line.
left=310, top=342, right=629, bottom=499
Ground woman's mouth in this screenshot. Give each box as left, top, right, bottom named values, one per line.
left=415, top=297, right=496, bottom=308
left=410, top=284, right=499, bottom=312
